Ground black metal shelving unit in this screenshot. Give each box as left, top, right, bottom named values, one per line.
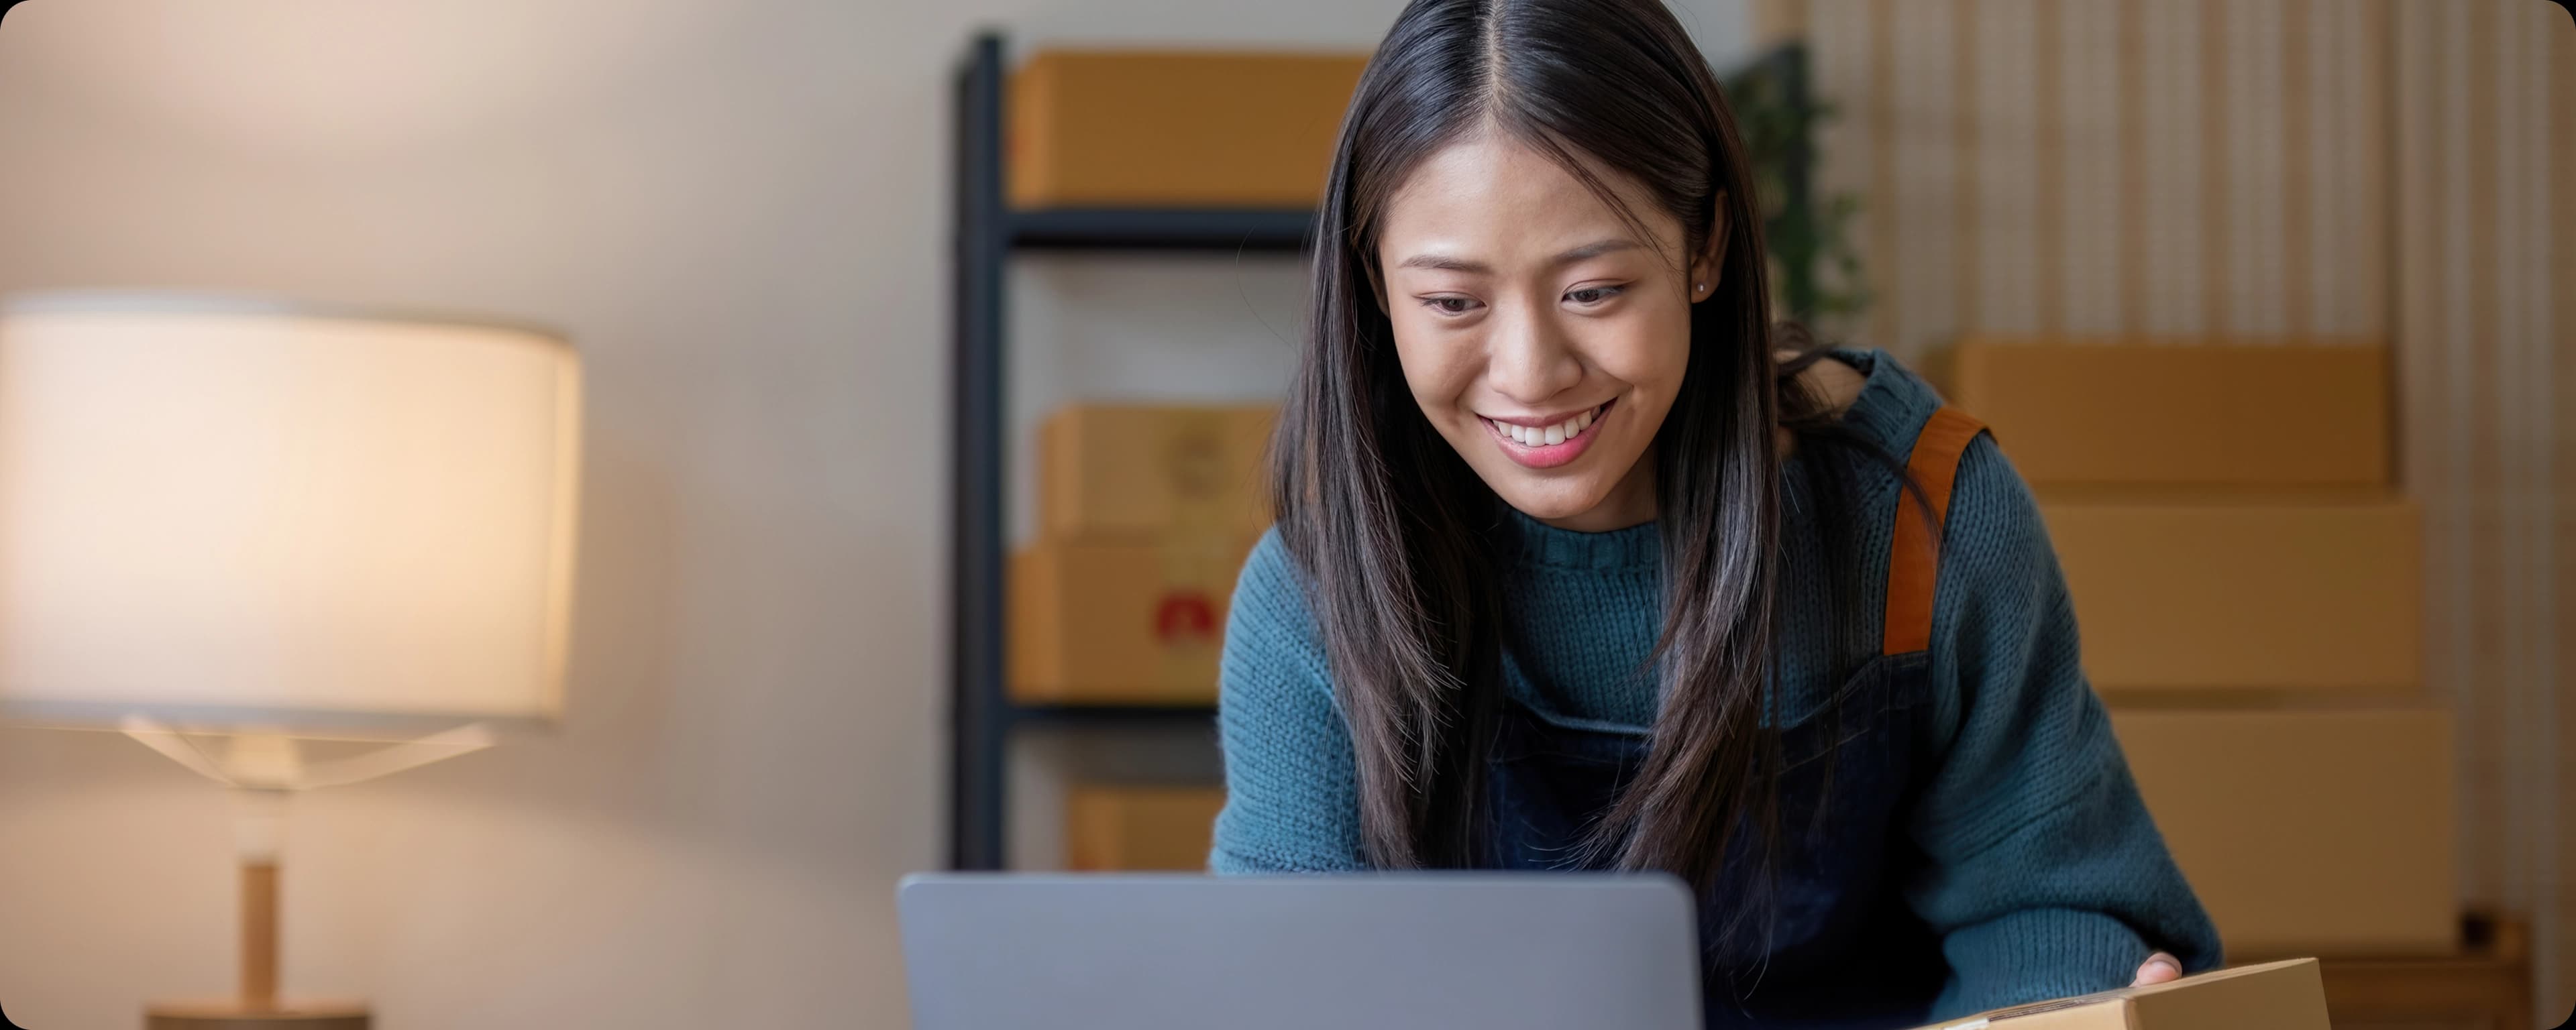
left=948, top=32, right=1311, bottom=871
left=948, top=33, right=1819, bottom=871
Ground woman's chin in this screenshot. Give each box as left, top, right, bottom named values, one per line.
left=1496, top=485, right=1616, bottom=527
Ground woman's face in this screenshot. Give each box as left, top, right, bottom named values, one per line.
left=1375, top=129, right=1717, bottom=533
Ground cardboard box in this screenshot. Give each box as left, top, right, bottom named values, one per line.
left=1010, top=534, right=1257, bottom=704
left=1939, top=338, right=2390, bottom=490
left=1910, top=958, right=2328, bottom=1029
left=1066, top=785, right=1226, bottom=871
left=2113, top=709, right=2457, bottom=958
left=2305, top=915, right=2531, bottom=1029
left=1009, top=50, right=1368, bottom=209
left=1039, top=404, right=1275, bottom=541
left=2046, top=499, right=2420, bottom=694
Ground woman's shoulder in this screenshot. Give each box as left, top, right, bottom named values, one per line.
left=1816, top=346, right=1947, bottom=457
left=1226, top=528, right=1331, bottom=662
left=1788, top=346, right=2051, bottom=565
left=1235, top=526, right=1301, bottom=601
left=1778, top=347, right=1948, bottom=500
left=1220, top=526, right=1344, bottom=717
left=1838, top=347, right=2048, bottom=550
left=1786, top=349, right=1870, bottom=414
left=1940, top=429, right=2054, bottom=572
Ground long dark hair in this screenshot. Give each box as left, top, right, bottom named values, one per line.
left=1271, top=0, right=1859, bottom=942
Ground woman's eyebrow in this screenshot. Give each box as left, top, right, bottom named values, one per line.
left=1549, top=238, right=1644, bottom=266
left=1393, top=238, right=1642, bottom=274
left=1394, top=252, right=1491, bottom=273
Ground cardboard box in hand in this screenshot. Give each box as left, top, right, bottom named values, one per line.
left=1910, top=958, right=2327, bottom=1030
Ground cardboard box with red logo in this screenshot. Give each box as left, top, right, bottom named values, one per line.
left=1009, top=404, right=1275, bottom=705
left=1009, top=532, right=1258, bottom=704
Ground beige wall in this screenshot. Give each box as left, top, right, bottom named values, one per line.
left=1805, top=0, right=2393, bottom=355
left=2390, top=1, right=2576, bottom=1021
left=1803, top=0, right=2576, bottom=1020
left=0, top=3, right=1757, bottom=1029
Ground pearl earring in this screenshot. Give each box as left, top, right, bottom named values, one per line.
left=1695, top=282, right=1707, bottom=292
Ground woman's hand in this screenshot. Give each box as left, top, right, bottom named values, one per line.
left=2131, top=952, right=2182, bottom=986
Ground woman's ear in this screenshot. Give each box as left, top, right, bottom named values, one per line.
left=1687, top=192, right=1729, bottom=304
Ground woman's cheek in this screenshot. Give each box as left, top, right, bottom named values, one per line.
left=1598, top=306, right=1690, bottom=396
left=1393, top=327, right=1481, bottom=424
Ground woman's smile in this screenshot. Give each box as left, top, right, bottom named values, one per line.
left=1479, top=398, right=1615, bottom=469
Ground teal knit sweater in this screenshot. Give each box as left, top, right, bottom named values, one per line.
left=1210, top=350, right=2222, bottom=1021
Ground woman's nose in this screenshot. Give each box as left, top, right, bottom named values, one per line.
left=1484, top=301, right=1584, bottom=406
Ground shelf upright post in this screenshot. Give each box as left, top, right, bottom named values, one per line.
left=949, top=32, right=1012, bottom=871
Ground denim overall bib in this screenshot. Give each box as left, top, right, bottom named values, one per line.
left=1479, top=408, right=1990, bottom=1030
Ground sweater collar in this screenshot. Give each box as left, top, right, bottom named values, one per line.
left=1501, top=508, right=1662, bottom=571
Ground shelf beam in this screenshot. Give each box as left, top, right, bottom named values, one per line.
left=1010, top=207, right=1317, bottom=253
left=1009, top=702, right=1220, bottom=727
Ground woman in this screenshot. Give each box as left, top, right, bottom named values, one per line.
left=1208, top=0, right=2222, bottom=1026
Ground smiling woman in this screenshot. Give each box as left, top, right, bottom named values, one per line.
left=1375, top=132, right=1709, bottom=528
left=1209, top=1, right=2220, bottom=1027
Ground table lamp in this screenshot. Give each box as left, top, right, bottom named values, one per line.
left=0, top=293, right=582, bottom=1029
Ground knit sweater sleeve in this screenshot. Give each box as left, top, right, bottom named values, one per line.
left=1906, top=437, right=2224, bottom=1019
left=1207, top=528, right=1368, bottom=873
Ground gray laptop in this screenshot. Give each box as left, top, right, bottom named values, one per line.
left=897, top=872, right=1702, bottom=1029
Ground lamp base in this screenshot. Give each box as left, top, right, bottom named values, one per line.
left=145, top=1000, right=370, bottom=1030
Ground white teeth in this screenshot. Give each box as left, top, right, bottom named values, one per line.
left=1491, top=404, right=1606, bottom=447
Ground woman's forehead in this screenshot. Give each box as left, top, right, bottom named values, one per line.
left=1378, top=130, right=1679, bottom=264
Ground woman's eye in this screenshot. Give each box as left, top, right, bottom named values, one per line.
left=1420, top=296, right=1482, bottom=315
left=1566, top=286, right=1625, bottom=306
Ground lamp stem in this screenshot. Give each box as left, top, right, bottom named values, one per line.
left=243, top=859, right=278, bottom=1009
left=233, top=787, right=289, bottom=1013
left=145, top=782, right=368, bottom=1027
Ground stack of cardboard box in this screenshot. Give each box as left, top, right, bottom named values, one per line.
left=1014, top=405, right=1271, bottom=870
left=1002, top=49, right=1354, bottom=873
left=1943, top=339, right=2459, bottom=964
left=1012, top=404, right=1275, bottom=705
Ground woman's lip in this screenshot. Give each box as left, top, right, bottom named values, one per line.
left=1481, top=398, right=1612, bottom=470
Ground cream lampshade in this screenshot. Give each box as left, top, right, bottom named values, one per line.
left=0, top=292, right=582, bottom=1029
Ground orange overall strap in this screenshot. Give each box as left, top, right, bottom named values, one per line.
left=1882, top=406, right=1989, bottom=656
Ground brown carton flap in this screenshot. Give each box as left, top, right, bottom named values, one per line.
left=1912, top=958, right=2328, bottom=1030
